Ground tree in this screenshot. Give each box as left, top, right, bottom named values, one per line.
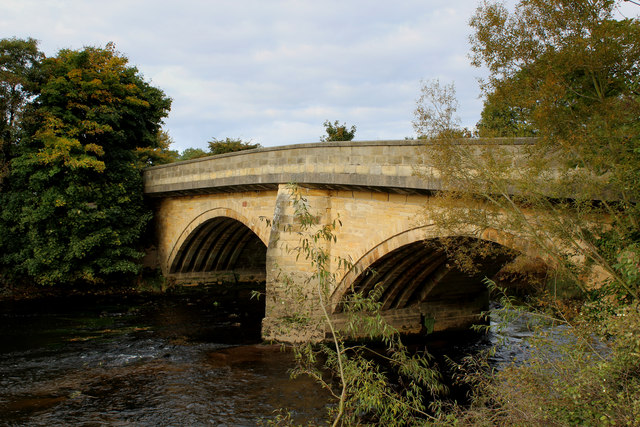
left=170, top=138, right=260, bottom=163
left=0, top=42, right=171, bottom=285
left=415, top=0, right=640, bottom=301
left=475, top=81, right=538, bottom=137
left=178, top=147, right=209, bottom=161
left=0, top=37, right=43, bottom=185
left=470, top=0, right=640, bottom=298
left=321, top=120, right=356, bottom=142
left=413, top=80, right=474, bottom=139
left=135, top=129, right=179, bottom=166
left=207, top=137, right=260, bottom=155
left=471, top=0, right=639, bottom=144
left=412, top=2, right=640, bottom=422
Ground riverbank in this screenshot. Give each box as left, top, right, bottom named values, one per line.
left=0, top=273, right=266, bottom=303
left=0, top=281, right=138, bottom=302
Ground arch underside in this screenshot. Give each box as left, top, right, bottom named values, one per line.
left=335, top=238, right=515, bottom=334
left=169, top=216, right=267, bottom=283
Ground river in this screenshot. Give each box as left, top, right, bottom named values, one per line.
left=0, top=286, right=531, bottom=425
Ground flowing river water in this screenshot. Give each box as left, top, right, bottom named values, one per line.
left=0, top=286, right=532, bottom=426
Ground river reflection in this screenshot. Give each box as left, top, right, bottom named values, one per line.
left=0, top=289, right=330, bottom=425
left=0, top=290, right=534, bottom=425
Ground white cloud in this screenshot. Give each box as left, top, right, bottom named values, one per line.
left=1, top=0, right=568, bottom=152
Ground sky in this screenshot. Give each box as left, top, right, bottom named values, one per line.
left=2, top=1, right=638, bottom=152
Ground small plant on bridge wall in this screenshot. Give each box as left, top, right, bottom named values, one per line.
left=262, top=183, right=448, bottom=426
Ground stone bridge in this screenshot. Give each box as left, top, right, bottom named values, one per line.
left=143, top=139, right=534, bottom=342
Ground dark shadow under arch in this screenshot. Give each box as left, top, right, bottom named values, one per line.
left=169, top=216, right=267, bottom=276
left=334, top=237, right=516, bottom=334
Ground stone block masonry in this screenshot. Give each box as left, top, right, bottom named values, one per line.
left=144, top=139, right=534, bottom=342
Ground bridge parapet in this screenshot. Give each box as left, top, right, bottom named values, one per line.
left=143, top=139, right=531, bottom=197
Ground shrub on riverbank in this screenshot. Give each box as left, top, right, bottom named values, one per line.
left=441, top=298, right=640, bottom=426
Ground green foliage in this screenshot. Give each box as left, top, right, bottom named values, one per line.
left=446, top=283, right=640, bottom=426
left=0, top=37, right=43, bottom=185
left=207, top=137, right=260, bottom=155
left=172, top=137, right=260, bottom=162
left=471, top=0, right=640, bottom=145
left=469, top=0, right=640, bottom=217
left=270, top=184, right=447, bottom=426
left=135, top=130, right=179, bottom=166
left=475, top=87, right=538, bottom=137
left=410, top=1, right=640, bottom=423
left=0, top=41, right=171, bottom=285
left=178, top=147, right=209, bottom=161
left=414, top=0, right=640, bottom=303
left=320, top=120, right=356, bottom=142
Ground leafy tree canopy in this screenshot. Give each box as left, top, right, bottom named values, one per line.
left=173, top=138, right=260, bottom=162
left=320, top=120, right=356, bottom=142
left=415, top=0, right=640, bottom=301
left=178, top=147, right=209, bottom=161
left=471, top=0, right=639, bottom=145
left=207, top=137, right=260, bottom=155
left=0, top=41, right=171, bottom=285
left=135, top=129, right=179, bottom=166
left=0, top=37, right=43, bottom=184
left=475, top=77, right=538, bottom=137
left=409, top=2, right=640, bottom=423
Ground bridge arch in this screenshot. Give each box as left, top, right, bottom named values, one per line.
left=166, top=208, right=267, bottom=277
left=330, top=225, right=528, bottom=332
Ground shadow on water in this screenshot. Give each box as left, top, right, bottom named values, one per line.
left=0, top=284, right=331, bottom=425
left=0, top=287, right=535, bottom=425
